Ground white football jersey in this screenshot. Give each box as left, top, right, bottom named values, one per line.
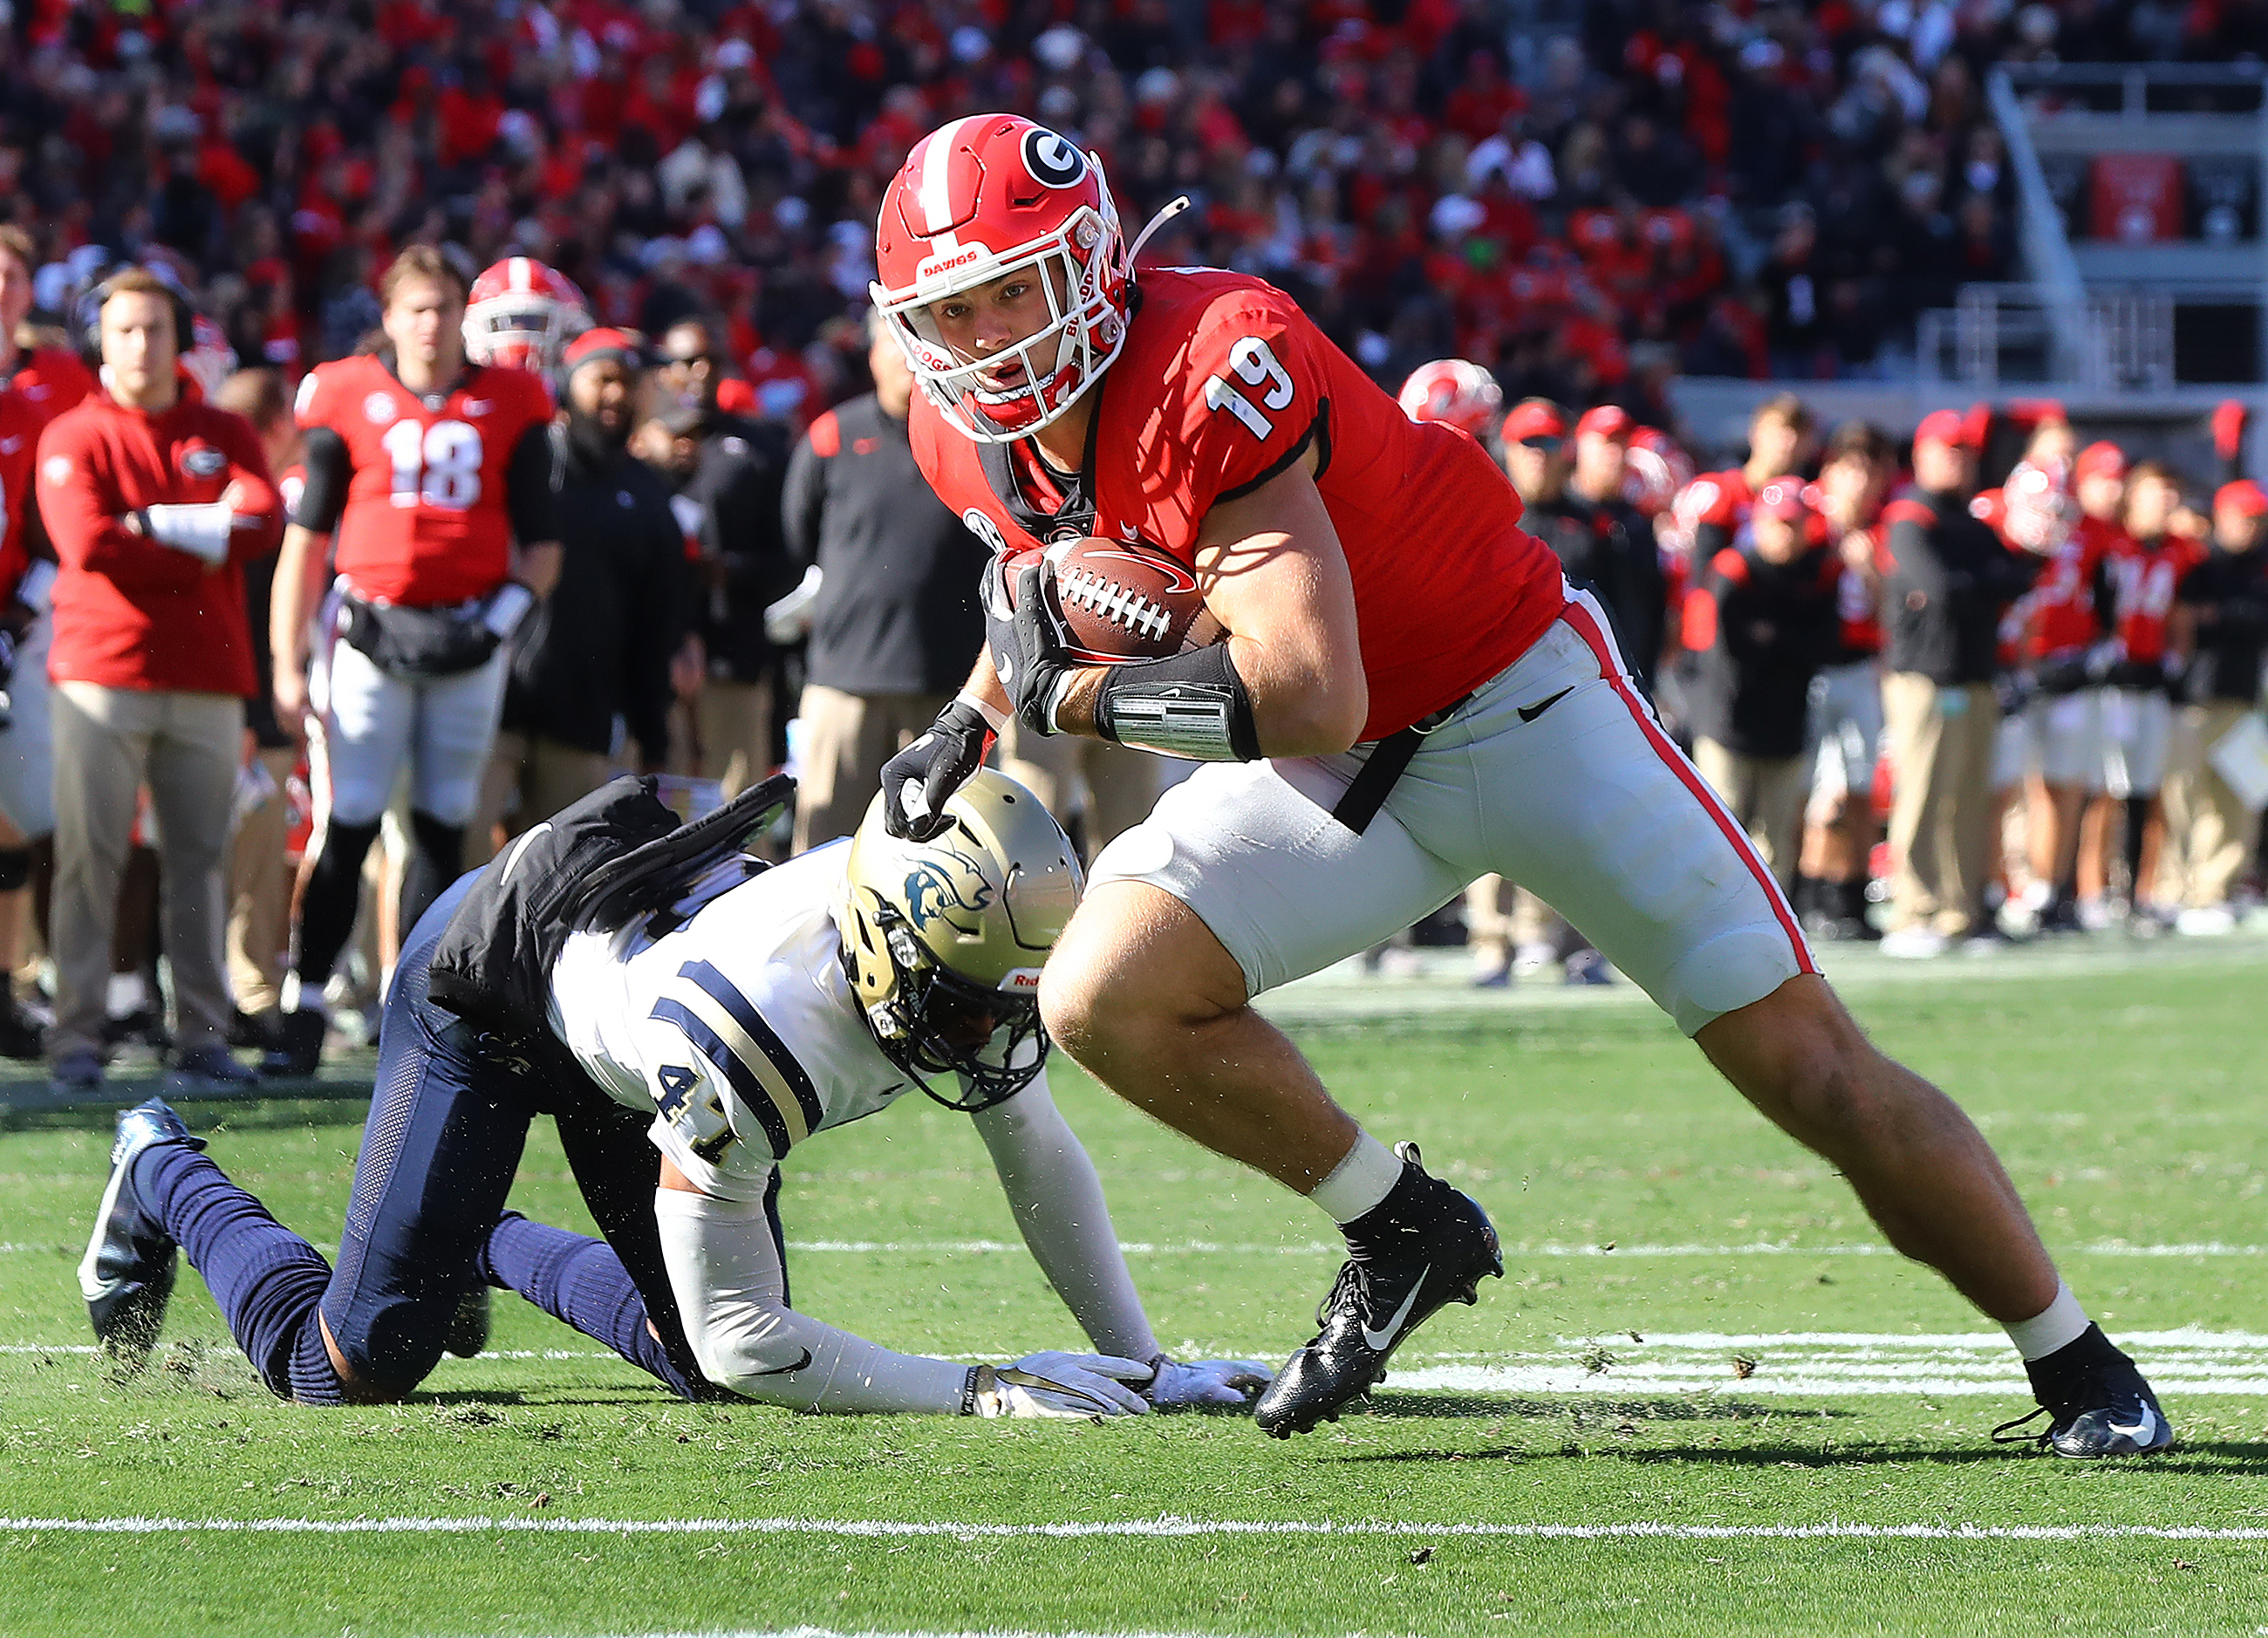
left=547, top=840, right=921, bottom=1202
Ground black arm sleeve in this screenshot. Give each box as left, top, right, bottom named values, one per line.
left=292, top=427, right=352, bottom=534
left=505, top=422, right=560, bottom=547
left=622, top=507, right=687, bottom=768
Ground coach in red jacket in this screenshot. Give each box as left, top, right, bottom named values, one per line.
left=36, top=269, right=282, bottom=1098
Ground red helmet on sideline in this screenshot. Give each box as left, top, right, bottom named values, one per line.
left=1396, top=359, right=1504, bottom=438
left=464, top=256, right=591, bottom=373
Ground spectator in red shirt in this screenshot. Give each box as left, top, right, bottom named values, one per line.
left=36, top=270, right=283, bottom=1098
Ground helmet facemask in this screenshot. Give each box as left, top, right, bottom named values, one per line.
left=878, top=209, right=1127, bottom=444
left=844, top=899, right=1050, bottom=1113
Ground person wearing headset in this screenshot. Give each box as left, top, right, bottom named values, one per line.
left=35, top=266, right=283, bottom=1098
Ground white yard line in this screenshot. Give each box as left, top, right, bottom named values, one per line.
left=6, top=1238, right=2266, bottom=1258
left=3, top=1515, right=2266, bottom=1543
left=15, top=1328, right=2268, bottom=1393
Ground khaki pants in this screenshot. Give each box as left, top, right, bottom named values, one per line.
left=466, top=731, right=616, bottom=868
left=1693, top=739, right=1809, bottom=892
left=1882, top=673, right=1998, bottom=937
left=697, top=678, right=773, bottom=801
left=225, top=745, right=298, bottom=1015
left=792, top=685, right=953, bottom=853
left=2162, top=700, right=2261, bottom=909
left=50, top=681, right=242, bottom=1060
left=997, top=717, right=1163, bottom=863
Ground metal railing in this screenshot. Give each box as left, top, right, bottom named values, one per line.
left=1986, top=69, right=2097, bottom=383
left=1915, top=283, right=2173, bottom=392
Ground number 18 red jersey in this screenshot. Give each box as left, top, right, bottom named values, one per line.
left=294, top=353, right=552, bottom=606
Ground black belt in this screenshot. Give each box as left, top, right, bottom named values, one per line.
left=1329, top=691, right=1475, bottom=836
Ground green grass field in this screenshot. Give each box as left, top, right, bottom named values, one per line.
left=2, top=934, right=2266, bottom=1636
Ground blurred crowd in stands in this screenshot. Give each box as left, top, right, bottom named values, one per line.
left=3, top=0, right=2257, bottom=428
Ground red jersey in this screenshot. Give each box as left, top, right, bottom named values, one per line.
left=1834, top=522, right=1882, bottom=658
left=0, top=387, right=44, bottom=603
left=36, top=392, right=282, bottom=695
left=293, top=353, right=553, bottom=606
left=9, top=345, right=96, bottom=431
left=908, top=269, right=1566, bottom=741
left=2002, top=508, right=2110, bottom=662
left=2099, top=530, right=2203, bottom=666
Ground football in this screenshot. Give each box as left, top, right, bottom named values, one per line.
left=1009, top=536, right=1213, bottom=664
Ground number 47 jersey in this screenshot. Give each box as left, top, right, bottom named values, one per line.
left=907, top=266, right=1567, bottom=741
left=293, top=353, right=554, bottom=608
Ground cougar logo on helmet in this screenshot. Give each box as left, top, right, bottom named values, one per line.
left=1023, top=129, right=1088, bottom=188
left=902, top=848, right=994, bottom=935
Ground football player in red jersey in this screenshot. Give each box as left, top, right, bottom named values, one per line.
left=263, top=247, right=561, bottom=1077
left=0, top=226, right=96, bottom=431
left=2092, top=461, right=2205, bottom=924
left=871, top=114, right=2169, bottom=1453
left=1978, top=422, right=2105, bottom=932
left=1793, top=421, right=1893, bottom=942
left=0, top=224, right=68, bottom=1056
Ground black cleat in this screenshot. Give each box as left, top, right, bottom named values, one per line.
left=1993, top=1324, right=2174, bottom=1457
left=259, top=1007, right=326, bottom=1079
left=443, top=1286, right=493, bottom=1359
left=79, top=1098, right=206, bottom=1368
left=1254, top=1143, right=1501, bottom=1437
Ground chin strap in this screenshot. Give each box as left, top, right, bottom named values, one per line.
left=1123, top=195, right=1192, bottom=272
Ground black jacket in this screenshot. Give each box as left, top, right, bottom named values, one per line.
left=782, top=393, right=989, bottom=696
left=1879, top=489, right=2038, bottom=685
left=501, top=424, right=686, bottom=764
left=2178, top=545, right=2268, bottom=705
left=1521, top=491, right=1667, bottom=691
left=1681, top=542, right=1841, bottom=757
left=680, top=411, right=796, bottom=684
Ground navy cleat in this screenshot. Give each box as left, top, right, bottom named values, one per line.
left=1254, top=1143, right=1501, bottom=1438
left=443, top=1286, right=493, bottom=1359
left=78, top=1098, right=206, bottom=1368
left=1993, top=1324, right=2174, bottom=1458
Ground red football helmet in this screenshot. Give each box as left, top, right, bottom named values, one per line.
left=1622, top=427, right=1694, bottom=520
left=463, top=256, right=591, bottom=373
left=1396, top=359, right=1503, bottom=438
left=872, top=114, right=1137, bottom=442
left=1999, top=456, right=2077, bottom=554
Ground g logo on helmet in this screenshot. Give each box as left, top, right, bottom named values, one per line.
left=1022, top=128, right=1088, bottom=189
left=962, top=508, right=1007, bottom=553
left=903, top=847, right=994, bottom=937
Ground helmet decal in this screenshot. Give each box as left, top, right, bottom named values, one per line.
left=901, top=846, right=995, bottom=936
left=1022, top=127, right=1089, bottom=188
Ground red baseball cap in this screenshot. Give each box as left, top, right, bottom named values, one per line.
left=2074, top=440, right=2127, bottom=481
left=1503, top=401, right=1568, bottom=443
left=1575, top=404, right=1634, bottom=440
left=563, top=327, right=642, bottom=373
left=1752, top=479, right=1811, bottom=522
left=1913, top=409, right=1978, bottom=451
left=2215, top=479, right=2268, bottom=517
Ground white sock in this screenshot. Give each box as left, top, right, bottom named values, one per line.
left=106, top=972, right=148, bottom=1017
left=280, top=973, right=326, bottom=1016
left=1308, top=1133, right=1405, bottom=1225
left=2005, top=1281, right=2090, bottom=1362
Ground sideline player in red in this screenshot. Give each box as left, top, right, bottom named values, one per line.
left=871, top=114, right=2170, bottom=1454
left=263, top=246, right=560, bottom=1076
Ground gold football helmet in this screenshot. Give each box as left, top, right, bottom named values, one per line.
left=838, top=768, right=1083, bottom=1109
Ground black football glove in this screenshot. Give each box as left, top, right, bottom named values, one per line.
left=880, top=700, right=994, bottom=842
left=982, top=559, right=1078, bottom=737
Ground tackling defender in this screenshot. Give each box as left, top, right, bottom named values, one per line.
left=871, top=113, right=2169, bottom=1453
left=83, top=771, right=1266, bottom=1416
